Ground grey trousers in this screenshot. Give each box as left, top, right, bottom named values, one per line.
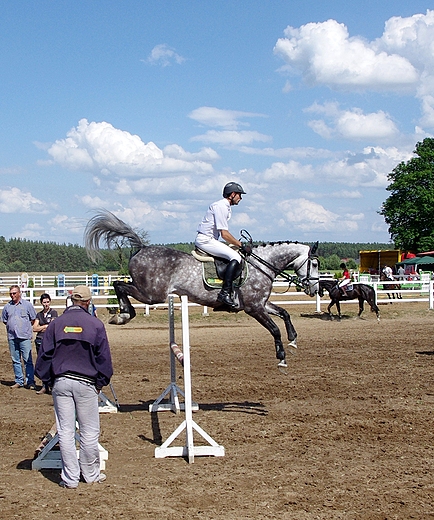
left=52, top=377, right=100, bottom=487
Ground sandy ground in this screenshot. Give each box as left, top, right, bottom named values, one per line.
left=0, top=300, right=433, bottom=519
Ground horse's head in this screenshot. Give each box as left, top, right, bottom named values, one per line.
left=294, top=244, right=319, bottom=296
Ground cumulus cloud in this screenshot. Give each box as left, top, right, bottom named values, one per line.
left=79, top=195, right=109, bottom=208
left=112, top=173, right=235, bottom=197
left=145, top=44, right=185, bottom=67
left=46, top=119, right=214, bottom=177
left=306, top=102, right=399, bottom=141
left=262, top=160, right=314, bottom=181
left=0, top=187, right=48, bottom=214
left=15, top=223, right=44, bottom=239
left=49, top=214, right=84, bottom=234
left=274, top=10, right=434, bottom=128
left=274, top=18, right=419, bottom=91
left=278, top=198, right=359, bottom=232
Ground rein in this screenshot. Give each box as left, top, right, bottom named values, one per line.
left=239, top=230, right=319, bottom=291
left=242, top=245, right=319, bottom=291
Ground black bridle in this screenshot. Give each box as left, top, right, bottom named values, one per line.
left=240, top=230, right=319, bottom=292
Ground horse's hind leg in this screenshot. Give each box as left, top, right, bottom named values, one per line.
left=265, top=302, right=297, bottom=349
left=369, top=300, right=380, bottom=321
left=111, top=280, right=139, bottom=324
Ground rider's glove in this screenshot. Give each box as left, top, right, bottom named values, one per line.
left=240, top=243, right=252, bottom=255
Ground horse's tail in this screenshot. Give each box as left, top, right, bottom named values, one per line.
left=84, top=209, right=146, bottom=262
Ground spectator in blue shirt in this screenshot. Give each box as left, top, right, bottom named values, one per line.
left=2, top=285, right=37, bottom=389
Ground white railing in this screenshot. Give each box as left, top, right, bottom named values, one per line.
left=1, top=279, right=433, bottom=313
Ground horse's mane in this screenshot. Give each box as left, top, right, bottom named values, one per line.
left=255, top=240, right=301, bottom=249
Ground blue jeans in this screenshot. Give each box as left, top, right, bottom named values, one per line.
left=8, top=338, right=35, bottom=387
left=52, top=377, right=101, bottom=487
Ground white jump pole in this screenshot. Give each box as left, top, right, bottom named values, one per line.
left=154, top=295, right=225, bottom=463
left=149, top=295, right=198, bottom=414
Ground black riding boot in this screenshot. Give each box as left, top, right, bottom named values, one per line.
left=217, top=259, right=240, bottom=307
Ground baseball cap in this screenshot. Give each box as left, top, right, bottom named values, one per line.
left=71, top=285, right=91, bottom=301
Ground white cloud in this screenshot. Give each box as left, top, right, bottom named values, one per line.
left=262, top=160, right=314, bottom=181
left=15, top=223, right=44, bottom=239
left=274, top=18, right=419, bottom=91
left=274, top=10, right=434, bottom=129
left=49, top=214, right=84, bottom=234
left=0, top=187, right=48, bottom=214
left=278, top=198, right=359, bottom=232
left=145, top=44, right=185, bottom=67
left=189, top=106, right=267, bottom=129
left=330, top=190, right=362, bottom=199
left=163, top=144, right=220, bottom=162
left=46, top=119, right=214, bottom=177
left=191, top=130, right=271, bottom=147
left=80, top=195, right=109, bottom=208
left=306, top=102, right=399, bottom=141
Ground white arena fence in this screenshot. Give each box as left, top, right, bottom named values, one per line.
left=1, top=274, right=434, bottom=312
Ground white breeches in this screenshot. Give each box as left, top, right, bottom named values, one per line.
left=195, top=234, right=241, bottom=263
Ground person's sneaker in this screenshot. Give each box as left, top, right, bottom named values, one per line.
left=26, top=384, right=36, bottom=390
left=97, top=473, right=107, bottom=483
left=36, top=387, right=47, bottom=395
left=10, top=383, right=23, bottom=389
left=59, top=480, right=78, bottom=489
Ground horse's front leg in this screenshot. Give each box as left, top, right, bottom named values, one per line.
left=358, top=297, right=365, bottom=317
left=327, top=300, right=335, bottom=320
left=245, top=306, right=288, bottom=367
left=264, top=302, right=297, bottom=349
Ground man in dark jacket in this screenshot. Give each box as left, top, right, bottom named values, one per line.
left=35, top=285, right=113, bottom=489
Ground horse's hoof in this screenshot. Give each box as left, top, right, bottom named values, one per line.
left=277, top=359, right=287, bottom=368
left=288, top=340, right=297, bottom=349
left=108, top=313, right=130, bottom=325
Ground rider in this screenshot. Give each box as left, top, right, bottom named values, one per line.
left=338, top=262, right=351, bottom=297
left=382, top=265, right=394, bottom=280
left=195, top=182, right=247, bottom=308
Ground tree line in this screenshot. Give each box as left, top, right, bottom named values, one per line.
left=0, top=235, right=392, bottom=273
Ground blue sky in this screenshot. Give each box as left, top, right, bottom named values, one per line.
left=1, top=1, right=433, bottom=246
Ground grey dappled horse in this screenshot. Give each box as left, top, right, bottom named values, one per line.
left=85, top=210, right=319, bottom=367
left=319, top=279, right=380, bottom=321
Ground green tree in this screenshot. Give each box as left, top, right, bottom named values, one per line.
left=380, top=138, right=434, bottom=252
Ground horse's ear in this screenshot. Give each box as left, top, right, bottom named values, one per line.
left=311, top=241, right=319, bottom=256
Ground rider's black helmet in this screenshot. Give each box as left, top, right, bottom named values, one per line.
left=223, top=182, right=246, bottom=198
left=340, top=262, right=346, bottom=270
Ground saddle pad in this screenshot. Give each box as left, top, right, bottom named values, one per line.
left=202, top=261, right=248, bottom=289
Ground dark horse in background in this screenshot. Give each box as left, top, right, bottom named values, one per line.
left=380, top=272, right=402, bottom=301
left=84, top=210, right=320, bottom=367
left=319, top=279, right=380, bottom=321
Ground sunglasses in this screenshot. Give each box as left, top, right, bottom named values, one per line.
left=10, top=291, right=18, bottom=295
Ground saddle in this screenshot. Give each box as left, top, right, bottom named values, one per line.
left=191, top=247, right=248, bottom=289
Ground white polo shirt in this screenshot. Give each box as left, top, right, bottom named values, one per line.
left=197, top=198, right=231, bottom=240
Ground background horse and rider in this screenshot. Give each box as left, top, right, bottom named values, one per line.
left=380, top=271, right=402, bottom=300
left=319, top=279, right=380, bottom=320
left=85, top=210, right=319, bottom=367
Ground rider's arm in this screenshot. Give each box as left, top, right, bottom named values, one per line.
left=220, top=229, right=242, bottom=248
